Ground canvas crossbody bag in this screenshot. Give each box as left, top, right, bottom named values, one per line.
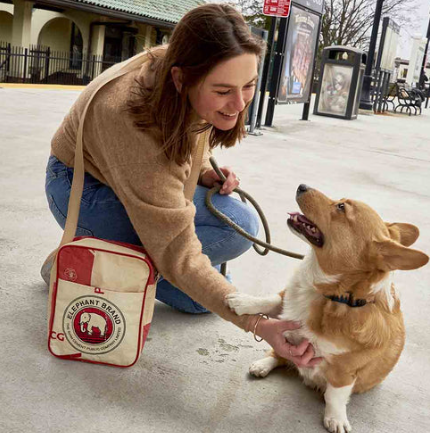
left=47, top=51, right=208, bottom=367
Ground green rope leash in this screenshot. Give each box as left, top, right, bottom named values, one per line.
left=205, top=157, right=305, bottom=271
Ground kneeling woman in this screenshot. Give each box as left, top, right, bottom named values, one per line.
left=43, top=3, right=319, bottom=367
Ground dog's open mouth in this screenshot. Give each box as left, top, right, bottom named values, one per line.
left=287, top=212, right=324, bottom=247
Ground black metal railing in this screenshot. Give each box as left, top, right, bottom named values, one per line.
left=0, top=42, right=123, bottom=85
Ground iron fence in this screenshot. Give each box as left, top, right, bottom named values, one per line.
left=0, top=42, right=123, bottom=85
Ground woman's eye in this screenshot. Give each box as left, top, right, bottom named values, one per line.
left=337, top=203, right=346, bottom=212
left=216, top=84, right=255, bottom=96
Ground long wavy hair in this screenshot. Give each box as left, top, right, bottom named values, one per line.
left=128, top=3, right=265, bottom=165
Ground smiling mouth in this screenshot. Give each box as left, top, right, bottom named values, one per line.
left=287, top=212, right=324, bottom=247
left=219, top=111, right=237, bottom=118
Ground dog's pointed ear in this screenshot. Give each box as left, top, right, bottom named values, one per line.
left=375, top=240, right=429, bottom=271
left=385, top=223, right=420, bottom=247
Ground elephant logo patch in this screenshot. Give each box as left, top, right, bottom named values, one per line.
left=63, top=295, right=126, bottom=355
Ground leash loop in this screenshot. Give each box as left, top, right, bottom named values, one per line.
left=206, top=157, right=304, bottom=261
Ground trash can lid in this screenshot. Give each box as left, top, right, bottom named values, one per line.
left=323, top=45, right=365, bottom=55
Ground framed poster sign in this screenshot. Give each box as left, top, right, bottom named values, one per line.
left=277, top=6, right=320, bottom=104
left=317, top=64, right=353, bottom=116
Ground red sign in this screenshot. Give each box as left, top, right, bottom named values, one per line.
left=263, top=0, right=291, bottom=17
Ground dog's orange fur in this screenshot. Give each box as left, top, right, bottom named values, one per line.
left=267, top=188, right=428, bottom=394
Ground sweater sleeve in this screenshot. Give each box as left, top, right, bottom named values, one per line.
left=103, top=156, right=252, bottom=330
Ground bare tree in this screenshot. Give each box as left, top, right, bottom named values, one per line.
left=231, top=0, right=418, bottom=50
left=228, top=0, right=271, bottom=30
left=321, top=0, right=418, bottom=49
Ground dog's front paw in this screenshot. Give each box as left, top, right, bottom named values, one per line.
left=249, top=357, right=279, bottom=378
left=323, top=414, right=352, bottom=433
left=225, top=293, right=265, bottom=316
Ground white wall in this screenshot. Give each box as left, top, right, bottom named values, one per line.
left=32, top=9, right=91, bottom=53
left=38, top=17, right=72, bottom=52
left=134, top=22, right=156, bottom=51
left=0, top=3, right=13, bottom=13
left=406, top=37, right=427, bottom=85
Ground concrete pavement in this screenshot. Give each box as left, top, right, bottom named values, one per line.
left=1, top=86, right=429, bottom=433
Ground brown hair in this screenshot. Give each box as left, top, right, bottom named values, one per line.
left=129, top=3, right=265, bottom=165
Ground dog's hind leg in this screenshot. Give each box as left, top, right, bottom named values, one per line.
left=249, top=350, right=292, bottom=378
left=225, top=290, right=285, bottom=317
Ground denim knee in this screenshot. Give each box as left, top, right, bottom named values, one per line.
left=177, top=300, right=211, bottom=314
left=155, top=280, right=210, bottom=314
left=240, top=206, right=260, bottom=239
left=224, top=204, right=260, bottom=259
left=160, top=297, right=210, bottom=315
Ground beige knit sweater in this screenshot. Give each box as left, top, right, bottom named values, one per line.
left=51, top=52, right=253, bottom=331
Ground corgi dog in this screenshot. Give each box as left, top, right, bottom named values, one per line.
left=226, top=184, right=428, bottom=433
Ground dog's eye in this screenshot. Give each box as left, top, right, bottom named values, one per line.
left=337, top=203, right=346, bottom=212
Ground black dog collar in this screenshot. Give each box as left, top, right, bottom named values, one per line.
left=325, top=294, right=367, bottom=308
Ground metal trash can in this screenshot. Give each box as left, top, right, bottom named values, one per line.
left=314, top=46, right=366, bottom=120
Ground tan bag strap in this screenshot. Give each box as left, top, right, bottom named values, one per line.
left=184, top=129, right=209, bottom=200
left=59, top=51, right=208, bottom=248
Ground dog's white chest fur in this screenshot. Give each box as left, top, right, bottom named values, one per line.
left=280, top=253, right=344, bottom=354
left=279, top=253, right=347, bottom=388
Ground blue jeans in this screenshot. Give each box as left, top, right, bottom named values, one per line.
left=45, top=156, right=259, bottom=314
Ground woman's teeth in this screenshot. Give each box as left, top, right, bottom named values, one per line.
left=220, top=112, right=237, bottom=117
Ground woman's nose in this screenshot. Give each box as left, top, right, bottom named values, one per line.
left=231, top=92, right=246, bottom=112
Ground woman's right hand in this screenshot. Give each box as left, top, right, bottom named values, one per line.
left=255, top=317, right=323, bottom=368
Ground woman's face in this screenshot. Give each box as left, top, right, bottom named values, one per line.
left=188, top=53, right=258, bottom=130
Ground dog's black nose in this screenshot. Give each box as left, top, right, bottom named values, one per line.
left=297, top=184, right=309, bottom=196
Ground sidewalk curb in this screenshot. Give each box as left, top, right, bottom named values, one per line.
left=0, top=83, right=85, bottom=91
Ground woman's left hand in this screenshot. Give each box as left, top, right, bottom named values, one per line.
left=200, top=167, right=240, bottom=195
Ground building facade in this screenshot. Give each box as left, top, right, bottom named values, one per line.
left=395, top=58, right=430, bottom=84
left=0, top=0, right=203, bottom=83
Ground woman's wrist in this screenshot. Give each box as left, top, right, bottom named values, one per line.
left=245, top=313, right=269, bottom=339
left=253, top=313, right=269, bottom=342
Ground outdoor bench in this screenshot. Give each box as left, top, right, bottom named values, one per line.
left=394, top=83, right=422, bottom=116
